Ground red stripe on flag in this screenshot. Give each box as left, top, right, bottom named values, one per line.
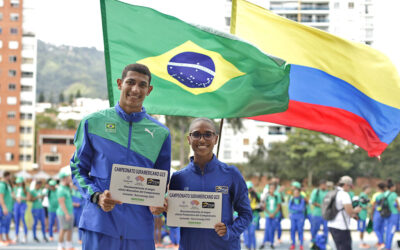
left=247, top=100, right=388, bottom=157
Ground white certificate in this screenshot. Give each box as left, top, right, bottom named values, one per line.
left=167, top=190, right=222, bottom=229
left=109, top=164, right=168, bottom=207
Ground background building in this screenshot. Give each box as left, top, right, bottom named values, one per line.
left=0, top=0, right=37, bottom=171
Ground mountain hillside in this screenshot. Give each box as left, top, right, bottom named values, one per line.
left=37, top=40, right=108, bottom=101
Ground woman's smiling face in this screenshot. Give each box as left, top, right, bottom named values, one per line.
left=187, top=120, right=218, bottom=158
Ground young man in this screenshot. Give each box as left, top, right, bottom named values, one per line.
left=289, top=187, right=306, bottom=250
left=327, top=176, right=362, bottom=250
left=12, top=177, right=28, bottom=243
left=310, top=180, right=328, bottom=246
left=57, top=172, right=74, bottom=250
left=371, top=182, right=386, bottom=249
left=70, top=63, right=171, bottom=250
left=0, top=171, right=13, bottom=246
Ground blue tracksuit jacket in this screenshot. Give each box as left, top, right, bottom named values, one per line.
left=70, top=104, right=171, bottom=240
left=169, top=155, right=252, bottom=250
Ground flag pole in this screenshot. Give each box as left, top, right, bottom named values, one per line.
left=216, top=118, right=224, bottom=158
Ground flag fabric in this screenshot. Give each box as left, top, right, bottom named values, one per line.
left=231, top=0, right=400, bottom=157
left=100, top=0, right=290, bottom=119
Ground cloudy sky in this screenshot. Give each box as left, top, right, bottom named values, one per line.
left=35, top=0, right=400, bottom=71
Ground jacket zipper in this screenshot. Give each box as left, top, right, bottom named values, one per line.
left=127, top=122, right=133, bottom=160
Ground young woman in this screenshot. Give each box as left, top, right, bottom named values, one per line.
left=289, top=187, right=306, bottom=250
left=371, top=182, right=386, bottom=249
left=168, top=118, right=252, bottom=250
left=30, top=180, right=48, bottom=242
left=13, top=177, right=28, bottom=243
left=47, top=180, right=59, bottom=241
left=0, top=171, right=13, bottom=246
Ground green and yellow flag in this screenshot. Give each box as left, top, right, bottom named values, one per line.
left=101, top=0, right=290, bottom=118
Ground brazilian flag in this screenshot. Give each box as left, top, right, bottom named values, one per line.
left=101, top=0, right=290, bottom=118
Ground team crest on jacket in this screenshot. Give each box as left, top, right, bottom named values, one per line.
left=105, top=122, right=116, bottom=133
left=215, top=186, right=229, bottom=194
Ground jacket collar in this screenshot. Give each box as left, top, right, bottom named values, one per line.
left=189, top=154, right=219, bottom=174
left=115, top=102, right=146, bottom=123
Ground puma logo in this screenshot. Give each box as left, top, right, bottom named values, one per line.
left=144, top=128, right=154, bottom=138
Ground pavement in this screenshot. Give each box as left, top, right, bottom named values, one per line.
left=1, top=227, right=399, bottom=250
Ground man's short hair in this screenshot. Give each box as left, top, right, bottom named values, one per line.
left=3, top=171, right=10, bottom=178
left=377, top=182, right=386, bottom=190
left=338, top=176, right=353, bottom=186
left=121, top=63, right=152, bottom=84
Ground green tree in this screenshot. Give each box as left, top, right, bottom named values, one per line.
left=59, top=92, right=65, bottom=103
left=69, top=93, right=74, bottom=104
left=38, top=92, right=45, bottom=102
left=165, top=116, right=192, bottom=169
left=63, top=119, right=77, bottom=130
left=76, top=89, right=82, bottom=98
left=36, top=113, right=57, bottom=129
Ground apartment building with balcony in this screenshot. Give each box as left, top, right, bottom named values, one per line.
left=0, top=0, right=37, bottom=171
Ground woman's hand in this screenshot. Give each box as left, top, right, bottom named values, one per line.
left=214, top=222, right=227, bottom=237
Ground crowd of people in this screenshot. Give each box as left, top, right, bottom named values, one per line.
left=0, top=170, right=84, bottom=250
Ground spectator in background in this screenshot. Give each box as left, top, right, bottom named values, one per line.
left=13, top=177, right=28, bottom=243
left=328, top=176, right=361, bottom=250
left=371, top=182, right=386, bottom=249
left=382, top=179, right=399, bottom=250
left=289, top=185, right=306, bottom=250
left=244, top=181, right=261, bottom=250
left=260, top=183, right=282, bottom=249
left=310, top=180, right=328, bottom=247
left=57, top=172, right=74, bottom=250
left=47, top=180, right=59, bottom=241
left=357, top=185, right=371, bottom=249
left=71, top=184, right=84, bottom=244
left=0, top=171, right=13, bottom=246
left=30, top=180, right=48, bottom=243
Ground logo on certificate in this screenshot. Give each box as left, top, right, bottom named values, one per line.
left=202, top=202, right=215, bottom=209
left=191, top=200, right=200, bottom=209
left=134, top=175, right=145, bottom=186
left=147, top=178, right=160, bottom=186
left=215, top=186, right=229, bottom=194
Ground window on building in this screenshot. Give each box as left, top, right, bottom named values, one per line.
left=20, top=126, right=32, bottom=134
left=6, top=125, right=16, bottom=133
left=22, top=57, right=33, bottom=64
left=7, top=111, right=16, bottom=119
left=0, top=54, right=2, bottom=62
left=301, top=15, right=313, bottom=22
left=45, top=154, right=60, bottom=164
left=43, top=138, right=67, bottom=144
left=19, top=154, right=32, bottom=161
left=8, top=70, right=17, bottom=77
left=21, top=71, right=33, bottom=78
left=6, top=139, right=15, bottom=147
left=10, top=13, right=19, bottom=21
left=69, top=139, right=74, bottom=144
left=10, top=0, right=19, bottom=8
left=269, top=126, right=283, bottom=135
left=22, top=43, right=34, bottom=50
left=21, top=85, right=32, bottom=92
left=223, top=151, right=231, bottom=160
left=0, top=27, right=2, bottom=34
left=9, top=55, right=17, bottom=62
left=0, top=40, right=3, bottom=48
left=7, top=97, right=17, bottom=105
left=334, top=2, right=340, bottom=8
left=225, top=17, right=231, bottom=26
left=365, top=5, right=369, bottom=14
left=5, top=153, right=14, bottom=161
left=285, top=14, right=297, bottom=22
left=243, top=138, right=249, bottom=145
left=20, top=113, right=33, bottom=120
left=0, top=13, right=3, bottom=20
left=0, top=0, right=3, bottom=7
left=348, top=2, right=354, bottom=9
left=243, top=151, right=249, bottom=158
left=8, top=41, right=19, bottom=49
left=10, top=28, right=18, bottom=34
left=20, top=100, right=33, bottom=105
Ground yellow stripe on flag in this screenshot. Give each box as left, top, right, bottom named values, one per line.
left=231, top=0, right=400, bottom=109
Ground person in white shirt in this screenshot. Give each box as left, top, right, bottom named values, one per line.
left=328, top=176, right=362, bottom=250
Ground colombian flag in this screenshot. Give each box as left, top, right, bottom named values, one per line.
left=101, top=0, right=290, bottom=118
left=231, top=0, right=400, bottom=157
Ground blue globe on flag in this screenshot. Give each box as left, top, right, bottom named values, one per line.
left=167, top=52, right=215, bottom=88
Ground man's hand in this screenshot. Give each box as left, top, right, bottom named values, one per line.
left=354, top=206, right=362, bottom=214
left=214, top=222, right=227, bottom=237
left=150, top=198, right=168, bottom=215
left=269, top=214, right=274, bottom=218
left=98, top=190, right=122, bottom=212
left=2, top=207, right=8, bottom=216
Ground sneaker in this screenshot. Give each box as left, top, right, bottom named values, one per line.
left=290, top=245, right=295, bottom=250
left=49, top=237, right=54, bottom=241
left=359, top=243, right=370, bottom=249
left=299, top=246, right=304, bottom=250
left=22, top=236, right=27, bottom=244
left=34, top=237, right=40, bottom=243
left=44, top=237, right=49, bottom=243
left=270, top=244, right=275, bottom=249
left=57, top=247, right=65, bottom=250
left=259, top=244, right=265, bottom=249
